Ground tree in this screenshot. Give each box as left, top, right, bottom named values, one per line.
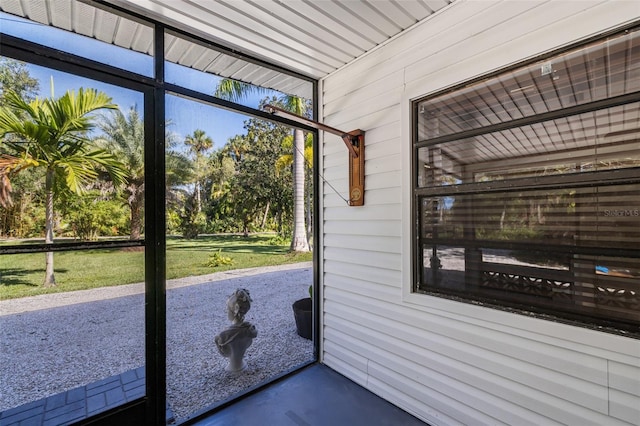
left=0, top=57, right=39, bottom=103
left=96, top=106, right=145, bottom=239
left=229, top=113, right=292, bottom=236
left=184, top=129, right=213, bottom=213
left=0, top=88, right=126, bottom=286
left=97, top=107, right=192, bottom=239
left=0, top=57, right=40, bottom=209
left=215, top=79, right=311, bottom=252
left=276, top=132, right=314, bottom=242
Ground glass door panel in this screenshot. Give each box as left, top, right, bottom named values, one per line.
left=0, top=62, right=146, bottom=423
left=165, top=92, right=313, bottom=423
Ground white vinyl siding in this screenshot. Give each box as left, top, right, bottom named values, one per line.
left=319, top=1, right=640, bottom=425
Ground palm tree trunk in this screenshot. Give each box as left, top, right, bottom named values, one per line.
left=130, top=195, right=143, bottom=240
left=261, top=201, right=270, bottom=230
left=194, top=180, right=202, bottom=213
left=43, top=170, right=56, bottom=287
left=290, top=129, right=309, bottom=252
left=305, top=167, right=312, bottom=246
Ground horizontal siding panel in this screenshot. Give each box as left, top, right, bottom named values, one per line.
left=322, top=148, right=348, bottom=168
left=322, top=144, right=400, bottom=173
left=323, top=47, right=408, bottom=101
left=609, top=361, right=640, bottom=396
left=323, top=186, right=402, bottom=208
left=609, top=388, right=640, bottom=425
left=321, top=126, right=400, bottom=161
left=320, top=172, right=401, bottom=196
left=367, top=153, right=401, bottom=175
left=321, top=163, right=347, bottom=183
left=323, top=233, right=400, bottom=254
left=365, top=136, right=402, bottom=158
left=324, top=246, right=400, bottom=270
left=323, top=262, right=401, bottom=288
left=323, top=339, right=368, bottom=373
left=322, top=133, right=354, bottom=157
left=324, top=203, right=401, bottom=221
left=323, top=192, right=355, bottom=208
left=322, top=353, right=369, bottom=388
left=364, top=170, right=402, bottom=191
left=361, top=187, right=402, bottom=205
left=325, top=104, right=400, bottom=137
left=363, top=135, right=402, bottom=160
left=327, top=289, right=608, bottom=387
left=411, top=293, right=640, bottom=364
left=324, top=273, right=401, bottom=300
left=368, top=361, right=540, bottom=426
left=323, top=219, right=400, bottom=237
left=323, top=70, right=405, bottom=115
left=324, top=328, right=470, bottom=426
left=366, top=374, right=471, bottom=426
left=324, top=311, right=616, bottom=425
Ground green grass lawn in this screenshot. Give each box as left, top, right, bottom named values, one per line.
left=0, top=234, right=312, bottom=300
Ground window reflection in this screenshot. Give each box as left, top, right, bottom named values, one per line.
left=414, top=26, right=640, bottom=330
left=417, top=28, right=640, bottom=141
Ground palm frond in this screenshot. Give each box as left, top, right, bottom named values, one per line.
left=214, top=79, right=268, bottom=102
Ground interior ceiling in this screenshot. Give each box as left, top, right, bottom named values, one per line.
left=0, top=0, right=454, bottom=98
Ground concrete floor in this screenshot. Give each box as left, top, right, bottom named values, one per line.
left=192, top=363, right=428, bottom=426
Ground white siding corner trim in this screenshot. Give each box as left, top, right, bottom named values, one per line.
left=321, top=1, right=640, bottom=425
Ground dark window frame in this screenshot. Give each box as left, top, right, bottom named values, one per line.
left=411, top=26, right=640, bottom=337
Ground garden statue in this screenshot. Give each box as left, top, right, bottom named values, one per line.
left=215, top=288, right=258, bottom=372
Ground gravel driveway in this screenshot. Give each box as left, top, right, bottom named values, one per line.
left=0, top=262, right=314, bottom=422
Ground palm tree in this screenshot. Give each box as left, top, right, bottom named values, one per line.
left=96, top=106, right=145, bottom=240
left=0, top=88, right=126, bottom=287
left=215, top=79, right=310, bottom=252
left=276, top=132, right=314, bottom=243
left=97, top=106, right=193, bottom=240
left=184, top=129, right=213, bottom=213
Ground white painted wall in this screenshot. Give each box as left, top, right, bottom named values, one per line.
left=319, top=1, right=640, bottom=425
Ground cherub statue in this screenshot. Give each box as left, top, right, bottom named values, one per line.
left=214, top=288, right=258, bottom=372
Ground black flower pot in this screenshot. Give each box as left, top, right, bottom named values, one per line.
left=292, top=297, right=312, bottom=340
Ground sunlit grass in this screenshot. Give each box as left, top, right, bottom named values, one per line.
left=0, top=234, right=312, bottom=300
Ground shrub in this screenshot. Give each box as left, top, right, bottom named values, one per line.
left=204, top=249, right=234, bottom=267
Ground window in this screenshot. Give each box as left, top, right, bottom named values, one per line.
left=412, top=27, right=640, bottom=332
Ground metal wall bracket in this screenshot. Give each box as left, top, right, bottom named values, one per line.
left=264, top=104, right=365, bottom=206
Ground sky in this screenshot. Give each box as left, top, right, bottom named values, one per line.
left=1, top=12, right=279, bottom=151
